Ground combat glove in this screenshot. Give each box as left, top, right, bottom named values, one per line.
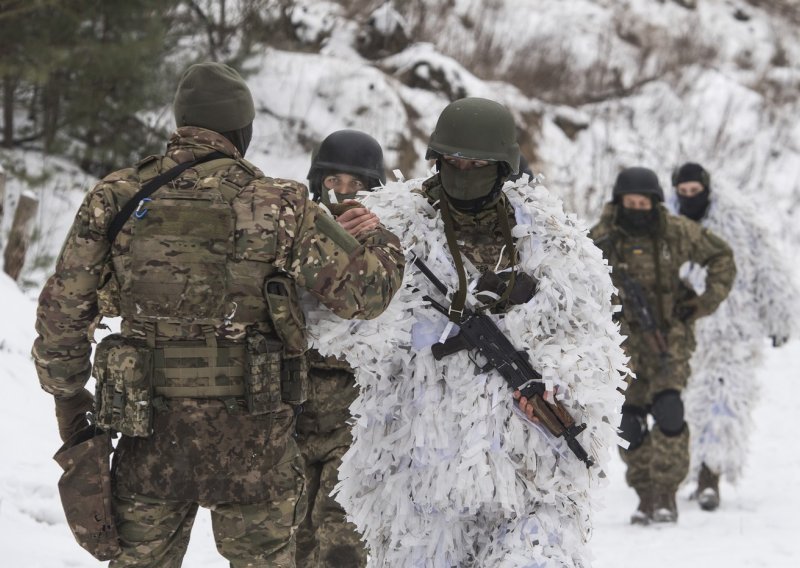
left=54, top=388, right=94, bottom=443
left=674, top=297, right=705, bottom=323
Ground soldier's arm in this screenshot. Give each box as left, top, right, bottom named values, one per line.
left=689, top=223, right=736, bottom=316
left=31, top=186, right=112, bottom=397
left=280, top=190, right=404, bottom=320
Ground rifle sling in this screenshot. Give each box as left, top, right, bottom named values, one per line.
left=439, top=195, right=518, bottom=322
left=106, top=150, right=228, bottom=243
left=439, top=198, right=468, bottom=322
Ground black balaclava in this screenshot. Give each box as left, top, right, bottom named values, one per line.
left=678, top=188, right=710, bottom=221
left=673, top=162, right=711, bottom=221
left=617, top=201, right=659, bottom=235
left=220, top=122, right=253, bottom=157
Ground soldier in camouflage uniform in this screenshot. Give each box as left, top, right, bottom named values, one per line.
left=32, top=62, right=404, bottom=567
left=294, top=130, right=385, bottom=567
left=589, top=167, right=735, bottom=524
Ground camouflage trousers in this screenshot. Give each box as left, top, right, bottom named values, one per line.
left=109, top=441, right=307, bottom=568
left=622, top=351, right=691, bottom=495
left=294, top=422, right=366, bottom=568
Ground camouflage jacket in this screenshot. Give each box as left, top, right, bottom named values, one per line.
left=589, top=203, right=735, bottom=358
left=32, top=127, right=405, bottom=398
left=296, top=350, right=357, bottom=435
left=418, top=176, right=517, bottom=275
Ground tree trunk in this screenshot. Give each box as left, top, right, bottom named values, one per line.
left=2, top=76, right=14, bottom=148
left=4, top=192, right=39, bottom=281
left=0, top=168, right=6, bottom=233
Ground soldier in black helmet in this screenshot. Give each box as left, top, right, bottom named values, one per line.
left=295, top=129, right=387, bottom=567
left=307, top=129, right=386, bottom=206
left=590, top=166, right=735, bottom=525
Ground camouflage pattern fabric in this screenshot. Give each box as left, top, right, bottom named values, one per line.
left=111, top=442, right=307, bottom=568
left=418, top=178, right=517, bottom=274
left=53, top=426, right=120, bottom=561
left=590, top=202, right=735, bottom=495
left=33, top=127, right=404, bottom=398
left=295, top=350, right=366, bottom=568
left=619, top=355, right=692, bottom=493
left=31, top=127, right=403, bottom=563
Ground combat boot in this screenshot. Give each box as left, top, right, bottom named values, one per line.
left=630, top=489, right=653, bottom=525
left=652, top=490, right=678, bottom=523
left=696, top=463, right=720, bottom=511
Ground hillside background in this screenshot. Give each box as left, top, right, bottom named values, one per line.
left=2, top=0, right=799, bottom=292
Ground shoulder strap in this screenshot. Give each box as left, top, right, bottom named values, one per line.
left=107, top=151, right=227, bottom=243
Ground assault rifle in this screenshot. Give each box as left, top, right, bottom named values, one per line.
left=413, top=256, right=594, bottom=468
left=616, top=268, right=669, bottom=360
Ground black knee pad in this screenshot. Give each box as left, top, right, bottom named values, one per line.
left=651, top=389, right=685, bottom=436
left=619, top=405, right=648, bottom=450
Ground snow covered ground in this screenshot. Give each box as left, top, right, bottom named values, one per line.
left=1, top=267, right=797, bottom=566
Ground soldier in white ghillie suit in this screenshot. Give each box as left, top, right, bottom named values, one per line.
left=306, top=98, right=628, bottom=566
left=672, top=162, right=800, bottom=512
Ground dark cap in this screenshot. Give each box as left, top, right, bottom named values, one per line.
left=173, top=62, right=255, bottom=133
left=672, top=162, right=711, bottom=190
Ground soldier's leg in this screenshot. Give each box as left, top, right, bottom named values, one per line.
left=649, top=358, right=691, bottom=522
left=295, top=431, right=323, bottom=568
left=618, top=369, right=655, bottom=523
left=110, top=493, right=198, bottom=567
left=314, top=436, right=367, bottom=567
left=211, top=447, right=308, bottom=568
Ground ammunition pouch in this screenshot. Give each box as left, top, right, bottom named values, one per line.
left=243, top=331, right=284, bottom=414
left=94, top=328, right=300, bottom=424
left=53, top=424, right=121, bottom=561
left=264, top=275, right=309, bottom=405
left=264, top=275, right=308, bottom=357
left=93, top=334, right=154, bottom=438
left=281, top=355, right=309, bottom=406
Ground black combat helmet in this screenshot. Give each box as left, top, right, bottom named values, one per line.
left=426, top=97, right=520, bottom=174
left=307, top=130, right=386, bottom=201
left=612, top=167, right=664, bottom=203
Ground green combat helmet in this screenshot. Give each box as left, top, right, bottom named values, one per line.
left=426, top=97, right=520, bottom=212
left=426, top=97, right=520, bottom=174
left=308, top=130, right=386, bottom=204
left=612, top=166, right=665, bottom=203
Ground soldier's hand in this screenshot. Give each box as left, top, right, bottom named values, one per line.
left=675, top=296, right=705, bottom=323
left=512, top=389, right=541, bottom=423
left=54, top=388, right=94, bottom=442
left=336, top=200, right=380, bottom=237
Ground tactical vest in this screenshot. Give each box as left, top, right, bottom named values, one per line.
left=92, top=154, right=307, bottom=435
left=100, top=154, right=279, bottom=330
left=127, top=158, right=237, bottom=322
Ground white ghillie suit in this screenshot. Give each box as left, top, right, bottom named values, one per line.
left=676, top=188, right=800, bottom=482
left=306, top=177, right=628, bottom=567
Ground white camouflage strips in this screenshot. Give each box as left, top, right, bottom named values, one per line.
left=672, top=188, right=800, bottom=483
left=306, top=177, right=629, bottom=567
